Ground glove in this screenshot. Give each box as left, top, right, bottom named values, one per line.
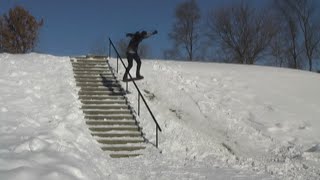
left=153, top=30, right=158, bottom=35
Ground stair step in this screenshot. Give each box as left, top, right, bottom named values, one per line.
left=78, top=89, right=125, bottom=96
left=101, top=145, right=145, bottom=152
left=71, top=60, right=107, bottom=63
left=86, top=120, right=137, bottom=126
left=74, top=72, right=113, bottom=76
left=79, top=87, right=123, bottom=92
left=78, top=86, right=122, bottom=90
left=75, top=76, right=115, bottom=80
left=73, top=68, right=111, bottom=72
left=75, top=75, right=115, bottom=79
left=73, top=70, right=112, bottom=73
left=79, top=95, right=125, bottom=99
left=79, top=95, right=125, bottom=100
left=109, top=153, right=142, bottom=158
left=75, top=79, right=117, bottom=83
left=96, top=138, right=144, bottom=145
left=78, top=91, right=125, bottom=96
left=80, top=95, right=125, bottom=99
left=74, top=73, right=115, bottom=77
left=79, top=85, right=120, bottom=90
left=77, top=80, right=116, bottom=84
left=72, top=62, right=108, bottom=65
left=85, top=114, right=134, bottom=120
left=83, top=109, right=131, bottom=115
left=76, top=82, right=121, bottom=87
left=75, top=78, right=120, bottom=85
left=85, top=55, right=108, bottom=59
left=79, top=87, right=121, bottom=91
left=74, top=76, right=115, bottom=80
left=80, top=95, right=127, bottom=100
left=73, top=56, right=107, bottom=59
left=74, top=71, right=112, bottom=75
left=72, top=56, right=107, bottom=59
left=89, top=126, right=140, bottom=132
left=72, top=61, right=107, bottom=64
left=81, top=100, right=126, bottom=105
left=92, top=131, right=142, bottom=137
left=82, top=104, right=128, bottom=108
left=72, top=64, right=108, bottom=67
left=74, top=72, right=112, bottom=75
left=79, top=92, right=125, bottom=96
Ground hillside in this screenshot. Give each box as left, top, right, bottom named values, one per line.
left=109, top=57, right=320, bottom=179
left=0, top=53, right=319, bottom=179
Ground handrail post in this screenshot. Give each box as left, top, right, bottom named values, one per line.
left=126, top=82, right=128, bottom=93
left=156, top=127, right=158, bottom=148
left=138, top=93, right=140, bottom=116
left=109, top=39, right=111, bottom=59
left=117, top=55, right=119, bottom=73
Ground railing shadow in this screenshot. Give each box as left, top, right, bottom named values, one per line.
left=99, top=73, right=152, bottom=146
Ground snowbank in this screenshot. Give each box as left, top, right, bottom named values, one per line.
left=110, top=58, right=320, bottom=179
left=0, top=54, right=109, bottom=179
left=1, top=53, right=319, bottom=179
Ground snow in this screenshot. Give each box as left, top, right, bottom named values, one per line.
left=0, top=53, right=319, bottom=179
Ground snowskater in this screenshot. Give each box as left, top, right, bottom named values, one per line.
left=123, top=30, right=157, bottom=81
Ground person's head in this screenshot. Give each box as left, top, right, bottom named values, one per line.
left=141, top=31, right=147, bottom=36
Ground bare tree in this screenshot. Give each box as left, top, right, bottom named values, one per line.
left=273, top=0, right=320, bottom=70
left=167, top=0, right=201, bottom=61
left=0, top=16, right=4, bottom=53
left=270, top=31, right=287, bottom=67
left=206, top=2, right=277, bottom=64
left=0, top=6, right=43, bottom=53
left=163, top=46, right=182, bottom=60
left=269, top=8, right=298, bottom=68
left=286, top=17, right=301, bottom=68
left=292, top=0, right=320, bottom=71
left=273, top=0, right=302, bottom=69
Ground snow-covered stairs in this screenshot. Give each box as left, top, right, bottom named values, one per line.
left=71, top=56, right=145, bottom=158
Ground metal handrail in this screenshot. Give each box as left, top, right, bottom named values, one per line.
left=108, top=38, right=162, bottom=148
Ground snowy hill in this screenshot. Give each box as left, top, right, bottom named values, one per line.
left=0, top=53, right=320, bottom=179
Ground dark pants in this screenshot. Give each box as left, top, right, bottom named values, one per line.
left=123, top=52, right=141, bottom=79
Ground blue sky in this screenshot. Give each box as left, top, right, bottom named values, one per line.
left=0, top=0, right=265, bottom=58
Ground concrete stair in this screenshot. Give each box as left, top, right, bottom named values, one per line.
left=71, top=56, right=145, bottom=158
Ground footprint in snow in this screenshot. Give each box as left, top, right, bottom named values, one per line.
left=306, top=144, right=320, bottom=152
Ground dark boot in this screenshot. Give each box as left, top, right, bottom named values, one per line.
left=136, top=74, right=144, bottom=79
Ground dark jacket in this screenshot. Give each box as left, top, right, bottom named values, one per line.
left=126, top=31, right=157, bottom=54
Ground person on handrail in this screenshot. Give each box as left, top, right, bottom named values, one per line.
left=123, top=30, right=157, bottom=81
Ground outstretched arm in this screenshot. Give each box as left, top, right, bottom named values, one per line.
left=143, top=30, right=158, bottom=39
left=126, top=33, right=134, bottom=37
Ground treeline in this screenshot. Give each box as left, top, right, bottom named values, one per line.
left=0, top=6, right=43, bottom=54
left=165, top=0, right=320, bottom=72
